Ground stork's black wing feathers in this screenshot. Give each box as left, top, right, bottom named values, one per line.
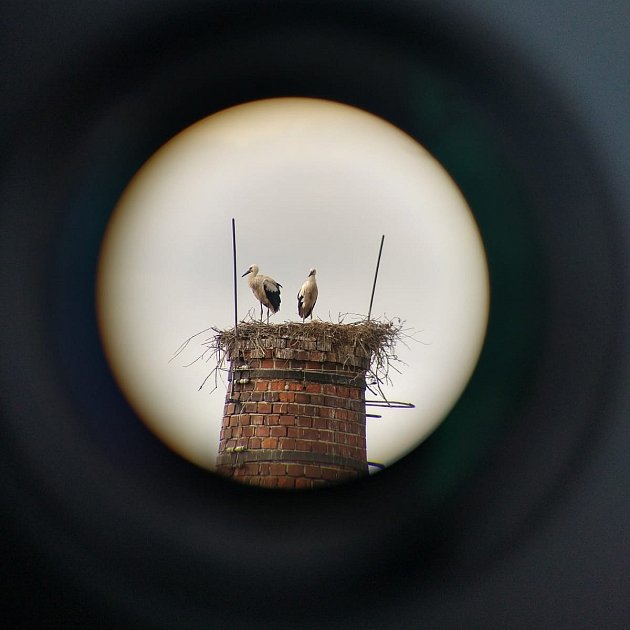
left=263, top=279, right=281, bottom=313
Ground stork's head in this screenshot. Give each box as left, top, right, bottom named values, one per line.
left=242, top=264, right=259, bottom=277
left=308, top=268, right=316, bottom=277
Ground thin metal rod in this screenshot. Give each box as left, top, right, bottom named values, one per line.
left=367, top=234, right=385, bottom=320
left=230, top=218, right=238, bottom=400
left=232, top=218, right=238, bottom=333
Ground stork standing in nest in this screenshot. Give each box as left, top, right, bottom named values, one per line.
left=242, top=264, right=282, bottom=323
left=297, top=268, right=318, bottom=322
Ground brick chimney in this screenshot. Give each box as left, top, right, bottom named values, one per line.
left=215, top=324, right=372, bottom=488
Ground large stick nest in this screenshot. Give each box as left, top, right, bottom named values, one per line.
left=217, top=319, right=397, bottom=358
left=171, top=316, right=410, bottom=399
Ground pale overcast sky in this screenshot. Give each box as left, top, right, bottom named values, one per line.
left=97, top=98, right=489, bottom=471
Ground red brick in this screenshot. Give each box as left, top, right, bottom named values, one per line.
left=259, top=477, right=278, bottom=488
left=270, top=426, right=287, bottom=437
left=287, top=464, right=304, bottom=477
left=242, top=425, right=254, bottom=437
left=302, top=428, right=320, bottom=440
left=295, top=439, right=311, bottom=451
left=349, top=388, right=360, bottom=399
left=294, top=393, right=310, bottom=404
left=296, top=416, right=313, bottom=427
left=304, top=465, right=321, bottom=478
left=278, top=391, right=294, bottom=402
left=243, top=462, right=259, bottom=475
left=270, top=380, right=285, bottom=391
left=288, top=382, right=305, bottom=391
left=257, top=402, right=272, bottom=414
left=323, top=384, right=337, bottom=395
left=256, top=426, right=270, bottom=437
left=261, top=437, right=278, bottom=449
left=261, top=359, right=275, bottom=369
left=318, top=407, right=332, bottom=419
left=269, top=463, right=286, bottom=476
left=305, top=383, right=322, bottom=393
left=272, top=403, right=287, bottom=414
left=266, top=414, right=280, bottom=425
left=287, top=427, right=299, bottom=438
left=251, top=414, right=264, bottom=425
left=312, top=417, right=329, bottom=430
left=279, top=437, right=296, bottom=450
left=249, top=437, right=262, bottom=449
left=255, top=381, right=268, bottom=391
left=279, top=415, right=296, bottom=426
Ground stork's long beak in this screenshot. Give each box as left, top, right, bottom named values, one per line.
left=241, top=269, right=251, bottom=277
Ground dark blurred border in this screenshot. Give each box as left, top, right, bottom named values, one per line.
left=1, top=1, right=628, bottom=628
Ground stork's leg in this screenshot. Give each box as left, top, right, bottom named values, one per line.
left=260, top=303, right=263, bottom=322
left=266, top=309, right=270, bottom=324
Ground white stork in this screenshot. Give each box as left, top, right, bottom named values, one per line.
left=242, top=264, right=282, bottom=323
left=297, top=268, right=318, bottom=322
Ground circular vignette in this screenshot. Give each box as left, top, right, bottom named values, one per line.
left=95, top=96, right=491, bottom=475
left=1, top=3, right=625, bottom=628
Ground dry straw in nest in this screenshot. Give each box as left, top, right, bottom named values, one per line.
left=218, top=319, right=396, bottom=357
left=171, top=316, right=408, bottom=398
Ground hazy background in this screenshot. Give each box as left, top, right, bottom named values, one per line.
left=97, top=98, right=489, bottom=470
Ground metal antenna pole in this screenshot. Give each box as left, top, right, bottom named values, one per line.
left=232, top=218, right=238, bottom=334
left=367, top=235, right=385, bottom=321
left=230, top=218, right=238, bottom=401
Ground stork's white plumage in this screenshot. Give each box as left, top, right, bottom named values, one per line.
left=297, top=268, right=318, bottom=322
left=242, top=264, right=282, bottom=323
